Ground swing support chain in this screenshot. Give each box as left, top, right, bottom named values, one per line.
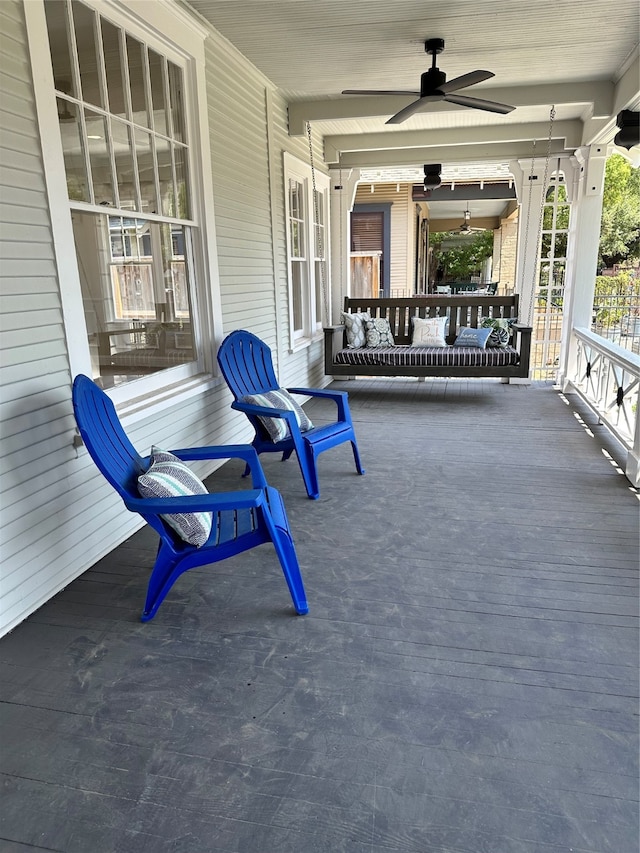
left=521, top=105, right=556, bottom=325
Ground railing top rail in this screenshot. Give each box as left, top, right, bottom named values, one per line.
left=574, top=327, right=640, bottom=375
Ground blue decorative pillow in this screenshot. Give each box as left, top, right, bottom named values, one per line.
left=365, top=317, right=395, bottom=347
left=481, top=317, right=515, bottom=348
left=243, top=388, right=314, bottom=442
left=453, top=326, right=493, bottom=349
left=138, top=452, right=212, bottom=546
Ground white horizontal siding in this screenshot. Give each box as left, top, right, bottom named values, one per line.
left=0, top=0, right=80, bottom=634
left=205, top=35, right=275, bottom=343
left=204, top=26, right=329, bottom=390
left=266, top=89, right=328, bottom=388
left=0, top=2, right=236, bottom=636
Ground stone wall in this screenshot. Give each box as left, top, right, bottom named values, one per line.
left=493, top=217, right=519, bottom=293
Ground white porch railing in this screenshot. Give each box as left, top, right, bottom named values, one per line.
left=565, top=327, right=640, bottom=487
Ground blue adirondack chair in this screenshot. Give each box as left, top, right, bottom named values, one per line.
left=72, top=374, right=308, bottom=621
left=217, top=330, right=365, bottom=500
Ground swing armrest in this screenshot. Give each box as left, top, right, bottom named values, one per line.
left=324, top=326, right=348, bottom=371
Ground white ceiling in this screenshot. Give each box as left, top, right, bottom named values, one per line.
left=186, top=0, right=639, bottom=220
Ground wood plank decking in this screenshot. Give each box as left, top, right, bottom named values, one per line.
left=1, top=378, right=638, bottom=853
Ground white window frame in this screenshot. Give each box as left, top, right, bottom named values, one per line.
left=283, top=152, right=329, bottom=349
left=24, top=0, right=223, bottom=408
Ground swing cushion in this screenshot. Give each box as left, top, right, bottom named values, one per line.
left=243, top=388, right=314, bottom=443
left=341, top=311, right=370, bottom=348
left=138, top=452, right=212, bottom=546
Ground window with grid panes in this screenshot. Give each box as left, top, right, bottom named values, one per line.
left=284, top=154, right=329, bottom=347
left=43, top=0, right=201, bottom=389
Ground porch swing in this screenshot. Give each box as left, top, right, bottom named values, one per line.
left=323, top=109, right=557, bottom=382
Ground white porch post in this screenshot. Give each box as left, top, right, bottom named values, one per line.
left=329, top=166, right=359, bottom=324
left=510, top=157, right=549, bottom=328
left=556, top=145, right=607, bottom=388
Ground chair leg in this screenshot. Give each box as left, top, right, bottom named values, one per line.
left=141, top=541, right=185, bottom=622
left=273, top=530, right=309, bottom=614
left=298, top=444, right=320, bottom=500
left=281, top=448, right=294, bottom=462
left=261, top=509, right=309, bottom=615
left=351, top=439, right=366, bottom=476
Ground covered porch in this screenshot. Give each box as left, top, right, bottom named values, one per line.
left=2, top=378, right=637, bottom=852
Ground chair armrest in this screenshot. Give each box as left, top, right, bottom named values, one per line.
left=511, top=323, right=533, bottom=333
left=164, top=444, right=268, bottom=489
left=124, top=489, right=265, bottom=514
left=232, top=400, right=298, bottom=425
left=287, top=387, right=347, bottom=400
left=287, top=387, right=350, bottom=419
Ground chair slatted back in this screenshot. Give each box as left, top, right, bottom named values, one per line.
left=72, top=374, right=146, bottom=500
left=217, top=330, right=280, bottom=399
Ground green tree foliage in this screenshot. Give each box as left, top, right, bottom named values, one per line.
left=599, top=154, right=640, bottom=269
left=431, top=230, right=494, bottom=280
left=593, top=270, right=640, bottom=326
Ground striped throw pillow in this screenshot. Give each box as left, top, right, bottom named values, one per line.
left=138, top=452, right=212, bottom=546
left=243, top=388, right=314, bottom=443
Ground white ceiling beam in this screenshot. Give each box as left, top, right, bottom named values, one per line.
left=324, top=121, right=582, bottom=163
left=336, top=140, right=569, bottom=170
left=582, top=55, right=640, bottom=145
left=288, top=82, right=614, bottom=135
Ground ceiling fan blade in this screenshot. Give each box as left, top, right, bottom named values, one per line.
left=386, top=94, right=442, bottom=125
left=443, top=93, right=515, bottom=114
left=438, top=70, right=494, bottom=94
left=341, top=89, right=420, bottom=96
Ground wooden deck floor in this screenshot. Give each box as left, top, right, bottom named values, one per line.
left=1, top=378, right=638, bottom=853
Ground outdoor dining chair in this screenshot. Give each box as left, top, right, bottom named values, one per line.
left=217, top=329, right=365, bottom=500
left=72, top=374, right=308, bottom=621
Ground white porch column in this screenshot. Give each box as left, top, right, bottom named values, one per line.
left=510, top=157, right=550, bottom=327
left=557, top=145, right=607, bottom=388
left=328, top=166, right=359, bottom=324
